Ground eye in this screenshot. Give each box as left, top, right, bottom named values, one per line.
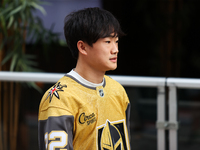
left=105, top=41, right=111, bottom=43
left=116, top=40, right=119, bottom=43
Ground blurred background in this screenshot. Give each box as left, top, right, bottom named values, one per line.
left=1, top=0, right=200, bottom=150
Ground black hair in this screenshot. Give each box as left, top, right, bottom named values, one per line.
left=64, top=7, right=125, bottom=59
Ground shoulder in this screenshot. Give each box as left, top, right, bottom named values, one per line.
left=39, top=76, right=79, bottom=114
left=104, top=75, right=127, bottom=97
left=104, top=75, right=130, bottom=103
left=104, top=75, right=125, bottom=90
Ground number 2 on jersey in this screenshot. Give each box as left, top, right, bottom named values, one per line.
left=45, top=131, right=68, bottom=150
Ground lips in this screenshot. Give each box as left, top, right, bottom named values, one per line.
left=109, top=57, right=117, bottom=63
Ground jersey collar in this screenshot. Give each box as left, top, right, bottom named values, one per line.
left=65, top=69, right=106, bottom=89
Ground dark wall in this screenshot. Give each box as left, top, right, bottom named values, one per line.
left=103, top=0, right=200, bottom=78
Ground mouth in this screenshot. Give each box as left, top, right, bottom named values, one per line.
left=109, top=57, right=117, bottom=63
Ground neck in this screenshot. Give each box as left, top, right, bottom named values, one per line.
left=74, top=62, right=105, bottom=84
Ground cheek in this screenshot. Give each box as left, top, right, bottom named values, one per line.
left=94, top=50, right=108, bottom=59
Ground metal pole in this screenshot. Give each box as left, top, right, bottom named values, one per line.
left=168, top=86, right=178, bottom=150
left=157, top=86, right=166, bottom=150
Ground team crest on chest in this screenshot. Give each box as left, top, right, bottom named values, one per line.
left=97, top=120, right=129, bottom=150
left=46, top=82, right=67, bottom=103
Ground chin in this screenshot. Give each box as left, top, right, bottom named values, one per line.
left=108, top=66, right=117, bottom=71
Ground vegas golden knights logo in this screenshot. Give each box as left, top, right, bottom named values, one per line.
left=97, top=120, right=128, bottom=150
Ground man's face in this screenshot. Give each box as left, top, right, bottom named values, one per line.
left=85, top=34, right=119, bottom=73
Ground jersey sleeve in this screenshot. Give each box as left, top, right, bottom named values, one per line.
left=124, top=89, right=131, bottom=149
left=126, top=103, right=131, bottom=144
left=38, top=108, right=74, bottom=150
left=38, top=80, right=75, bottom=150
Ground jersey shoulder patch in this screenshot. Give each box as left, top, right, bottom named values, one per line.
left=46, top=82, right=67, bottom=103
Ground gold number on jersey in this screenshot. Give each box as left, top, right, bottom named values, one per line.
left=45, top=131, right=68, bottom=150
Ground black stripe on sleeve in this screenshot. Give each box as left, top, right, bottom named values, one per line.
left=125, top=103, right=131, bottom=147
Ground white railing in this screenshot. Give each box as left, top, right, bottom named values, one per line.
left=0, top=71, right=200, bottom=150
left=166, top=78, right=200, bottom=150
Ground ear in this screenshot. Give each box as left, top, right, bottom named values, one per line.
left=77, top=40, right=87, bottom=55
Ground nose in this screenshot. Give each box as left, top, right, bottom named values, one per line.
left=111, top=43, right=119, bottom=54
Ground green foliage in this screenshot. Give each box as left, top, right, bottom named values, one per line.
left=0, top=0, right=61, bottom=91
left=0, top=0, right=48, bottom=71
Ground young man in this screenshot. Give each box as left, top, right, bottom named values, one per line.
left=38, top=7, right=131, bottom=150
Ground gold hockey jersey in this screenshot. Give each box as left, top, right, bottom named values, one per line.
left=38, top=71, right=131, bottom=150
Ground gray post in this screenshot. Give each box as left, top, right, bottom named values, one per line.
left=168, top=86, right=178, bottom=150
left=156, top=86, right=166, bottom=150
